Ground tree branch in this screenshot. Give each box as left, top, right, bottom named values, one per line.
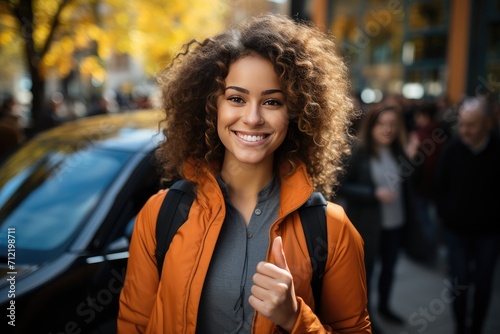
left=40, top=0, right=73, bottom=58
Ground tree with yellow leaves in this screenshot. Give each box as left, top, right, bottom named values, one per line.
left=0, top=0, right=229, bottom=133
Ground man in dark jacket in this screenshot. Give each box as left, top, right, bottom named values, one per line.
left=435, top=96, right=500, bottom=334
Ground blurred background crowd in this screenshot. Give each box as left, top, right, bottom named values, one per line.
left=1, top=1, right=499, bottom=334
left=1, top=0, right=500, bottom=152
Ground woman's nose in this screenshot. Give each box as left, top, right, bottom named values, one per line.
left=383, top=123, right=395, bottom=132
left=242, top=103, right=264, bottom=125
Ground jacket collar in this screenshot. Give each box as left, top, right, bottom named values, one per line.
left=183, top=159, right=314, bottom=219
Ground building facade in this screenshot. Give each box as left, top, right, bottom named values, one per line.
left=291, top=0, right=500, bottom=105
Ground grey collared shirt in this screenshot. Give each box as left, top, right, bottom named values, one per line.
left=196, top=174, right=281, bottom=333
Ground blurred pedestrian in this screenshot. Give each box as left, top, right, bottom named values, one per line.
left=408, top=101, right=447, bottom=263
left=338, top=102, right=417, bottom=332
left=436, top=94, right=455, bottom=136
left=0, top=96, right=25, bottom=162
left=435, top=96, right=500, bottom=334
left=88, top=95, right=109, bottom=116
left=118, top=13, right=371, bottom=334
left=41, top=92, right=72, bottom=129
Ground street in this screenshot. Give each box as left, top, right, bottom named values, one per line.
left=371, top=247, right=500, bottom=334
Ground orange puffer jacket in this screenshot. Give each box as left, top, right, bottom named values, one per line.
left=118, top=162, right=371, bottom=333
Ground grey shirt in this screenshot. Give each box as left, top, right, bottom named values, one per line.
left=196, top=174, right=281, bottom=333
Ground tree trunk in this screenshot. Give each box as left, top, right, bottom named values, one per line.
left=29, top=67, right=46, bottom=134
left=15, top=0, right=70, bottom=134
left=14, top=0, right=45, bottom=134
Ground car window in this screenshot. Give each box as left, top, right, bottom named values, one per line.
left=0, top=148, right=132, bottom=264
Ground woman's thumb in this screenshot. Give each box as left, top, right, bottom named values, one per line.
left=272, top=236, right=289, bottom=271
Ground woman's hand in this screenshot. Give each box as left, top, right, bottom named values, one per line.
left=406, top=131, right=421, bottom=159
left=249, top=236, right=299, bottom=332
left=375, top=187, right=396, bottom=203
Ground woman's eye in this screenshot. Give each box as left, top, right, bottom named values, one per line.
left=264, top=99, right=283, bottom=106
left=228, top=96, right=244, bottom=103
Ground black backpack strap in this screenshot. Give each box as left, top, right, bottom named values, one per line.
left=155, top=180, right=195, bottom=277
left=298, top=192, right=328, bottom=314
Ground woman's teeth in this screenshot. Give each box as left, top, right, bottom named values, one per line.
left=238, top=134, right=265, bottom=142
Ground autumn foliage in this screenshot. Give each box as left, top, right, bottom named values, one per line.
left=0, top=0, right=229, bottom=131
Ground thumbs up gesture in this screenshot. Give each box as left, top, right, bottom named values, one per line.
left=249, top=236, right=299, bottom=332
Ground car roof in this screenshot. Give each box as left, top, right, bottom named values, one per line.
left=32, top=109, right=164, bottom=152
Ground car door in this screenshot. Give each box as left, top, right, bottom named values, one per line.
left=80, top=151, right=162, bottom=333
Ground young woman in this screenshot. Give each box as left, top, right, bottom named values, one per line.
left=338, top=103, right=415, bottom=332
left=118, top=14, right=371, bottom=333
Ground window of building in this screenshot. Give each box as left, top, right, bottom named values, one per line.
left=408, top=34, right=447, bottom=62
left=409, top=2, right=446, bottom=29
left=488, top=22, right=500, bottom=59
left=329, top=0, right=448, bottom=99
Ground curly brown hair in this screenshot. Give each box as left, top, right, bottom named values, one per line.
left=156, top=13, right=356, bottom=197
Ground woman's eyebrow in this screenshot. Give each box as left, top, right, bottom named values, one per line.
left=225, top=86, right=249, bottom=94
left=225, top=86, right=283, bottom=96
left=261, top=89, right=284, bottom=96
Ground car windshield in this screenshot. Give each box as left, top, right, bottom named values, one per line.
left=0, top=143, right=132, bottom=265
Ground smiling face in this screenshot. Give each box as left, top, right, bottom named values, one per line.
left=217, top=54, right=289, bottom=171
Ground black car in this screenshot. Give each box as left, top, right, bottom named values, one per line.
left=0, top=110, right=166, bottom=333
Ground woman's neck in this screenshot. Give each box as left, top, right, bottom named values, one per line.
left=221, top=159, right=273, bottom=226
left=220, top=161, right=274, bottom=200
left=219, top=153, right=276, bottom=225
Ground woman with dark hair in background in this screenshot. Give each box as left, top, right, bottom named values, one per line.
left=338, top=102, right=416, bottom=333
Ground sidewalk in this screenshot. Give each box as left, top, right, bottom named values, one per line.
left=369, top=247, right=500, bottom=334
